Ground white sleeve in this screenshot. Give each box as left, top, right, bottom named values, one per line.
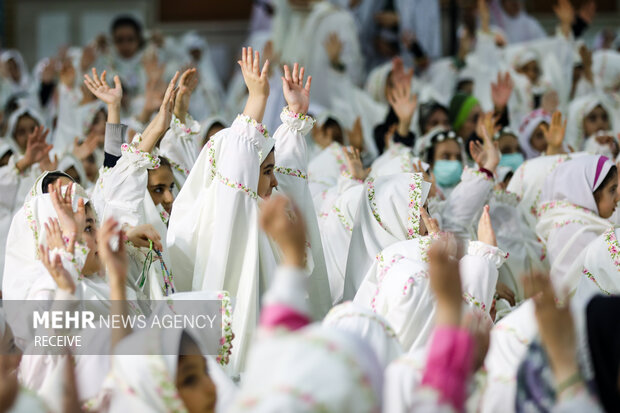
left=97, top=134, right=157, bottom=227
left=441, top=167, right=494, bottom=245
left=460, top=241, right=507, bottom=314
left=262, top=265, right=311, bottom=317
left=158, top=114, right=202, bottom=176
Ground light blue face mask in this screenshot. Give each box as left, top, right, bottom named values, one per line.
left=499, top=152, right=525, bottom=172
left=433, top=160, right=463, bottom=188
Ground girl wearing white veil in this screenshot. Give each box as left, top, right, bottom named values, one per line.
left=168, top=49, right=331, bottom=374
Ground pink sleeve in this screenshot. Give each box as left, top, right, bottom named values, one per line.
left=259, top=304, right=311, bottom=331
left=421, top=326, right=475, bottom=411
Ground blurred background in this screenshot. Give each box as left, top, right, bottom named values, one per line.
left=2, top=0, right=618, bottom=86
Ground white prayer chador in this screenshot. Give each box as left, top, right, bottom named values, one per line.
left=592, top=50, right=620, bottom=119
left=229, top=325, right=383, bottom=413
left=487, top=0, right=547, bottom=44
left=536, top=154, right=615, bottom=292
left=517, top=108, right=551, bottom=160
left=323, top=301, right=403, bottom=369
left=354, top=236, right=505, bottom=353
left=158, top=113, right=202, bottom=186
left=167, top=114, right=276, bottom=374
left=343, top=173, right=431, bottom=301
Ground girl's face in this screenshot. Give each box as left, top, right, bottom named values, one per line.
left=423, top=109, right=450, bottom=135
left=6, top=58, right=20, bottom=83
left=148, top=166, right=175, bottom=214
left=311, top=125, right=333, bottom=149
left=258, top=151, right=278, bottom=199
left=530, top=123, right=548, bottom=153
left=458, top=104, right=481, bottom=140
left=433, top=139, right=462, bottom=164
left=113, top=26, right=140, bottom=59
left=595, top=170, right=619, bottom=219
left=14, top=115, right=38, bottom=152
left=82, top=154, right=99, bottom=183
left=583, top=105, right=610, bottom=138
left=518, top=60, right=540, bottom=84
left=176, top=355, right=216, bottom=413
left=81, top=206, right=100, bottom=276
left=497, top=134, right=520, bottom=154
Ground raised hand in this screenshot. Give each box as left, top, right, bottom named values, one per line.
left=462, top=310, right=492, bottom=370
left=324, top=33, right=343, bottom=66
left=97, top=218, right=128, bottom=289
left=347, top=117, right=365, bottom=152
left=428, top=236, right=463, bottom=326
left=390, top=56, right=414, bottom=90
left=48, top=180, right=86, bottom=243
left=491, top=72, right=513, bottom=110
left=40, top=58, right=58, bottom=84
left=125, top=224, right=163, bottom=251
left=239, top=47, right=270, bottom=122
left=44, top=218, right=76, bottom=253
left=524, top=272, right=579, bottom=386
left=39, top=242, right=76, bottom=294
left=282, top=63, right=312, bottom=115
left=142, top=51, right=165, bottom=84
left=173, top=68, right=199, bottom=122
left=139, top=71, right=179, bottom=153
left=38, top=152, right=58, bottom=173
left=387, top=85, right=417, bottom=137
left=420, top=206, right=440, bottom=235
left=16, top=126, right=52, bottom=173
left=83, top=68, right=122, bottom=107
left=477, top=204, right=496, bottom=246
left=577, top=0, right=596, bottom=24
left=540, top=111, right=567, bottom=155
left=260, top=196, right=307, bottom=268
left=471, top=112, right=500, bottom=173
left=342, top=146, right=370, bottom=181
left=72, top=135, right=99, bottom=161
left=79, top=44, right=97, bottom=73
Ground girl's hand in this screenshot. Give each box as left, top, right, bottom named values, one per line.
left=16, top=126, right=52, bottom=171
left=49, top=181, right=86, bottom=243
left=44, top=218, right=76, bottom=254
left=472, top=112, right=500, bottom=173
left=125, top=224, right=163, bottom=251
left=477, top=205, right=497, bottom=246
left=347, top=117, right=365, bottom=152
left=495, top=281, right=516, bottom=306
left=238, top=47, right=269, bottom=99
left=281, top=63, right=312, bottom=115
left=462, top=310, right=492, bottom=370
left=97, top=218, right=128, bottom=286
left=39, top=244, right=76, bottom=294
left=491, top=72, right=513, bottom=110
left=173, top=68, right=199, bottom=122
left=420, top=207, right=440, bottom=235
left=139, top=71, right=179, bottom=152
left=541, top=111, right=567, bottom=155
left=342, top=146, right=369, bottom=181
left=260, top=196, right=307, bottom=268
left=428, top=237, right=463, bottom=327
left=83, top=68, right=123, bottom=107
left=387, top=85, right=417, bottom=124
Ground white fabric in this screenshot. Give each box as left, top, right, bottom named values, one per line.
left=343, top=173, right=431, bottom=300
left=565, top=94, right=613, bottom=151
left=487, top=0, right=547, bottom=44
left=323, top=301, right=403, bottom=368
left=167, top=114, right=276, bottom=374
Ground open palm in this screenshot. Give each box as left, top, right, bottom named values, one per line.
left=83, top=67, right=122, bottom=106
left=282, top=63, right=311, bottom=114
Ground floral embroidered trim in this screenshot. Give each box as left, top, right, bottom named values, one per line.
left=462, top=292, right=486, bottom=311
left=370, top=253, right=407, bottom=311
left=274, top=166, right=307, bottom=180
left=603, top=227, right=620, bottom=268
left=493, top=324, right=532, bottom=346
left=121, top=142, right=160, bottom=169
left=366, top=177, right=389, bottom=233
left=332, top=205, right=353, bottom=232
left=325, top=309, right=399, bottom=340
left=148, top=354, right=187, bottom=411
left=329, top=142, right=347, bottom=174
left=493, top=189, right=520, bottom=206
left=206, top=138, right=217, bottom=179
left=467, top=166, right=493, bottom=182
left=217, top=171, right=258, bottom=200
left=235, top=114, right=269, bottom=139
left=172, top=115, right=200, bottom=136
left=168, top=159, right=189, bottom=177
left=553, top=219, right=587, bottom=229
left=582, top=268, right=611, bottom=296
left=282, top=106, right=315, bottom=122
left=160, top=210, right=170, bottom=225
left=537, top=200, right=596, bottom=218
left=529, top=155, right=570, bottom=217
left=406, top=174, right=423, bottom=239
left=24, top=200, right=40, bottom=256
left=340, top=170, right=364, bottom=184
left=216, top=291, right=234, bottom=365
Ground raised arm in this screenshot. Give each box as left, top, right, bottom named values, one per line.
left=83, top=68, right=122, bottom=124
left=239, top=47, right=270, bottom=123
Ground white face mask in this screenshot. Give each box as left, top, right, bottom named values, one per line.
left=584, top=132, right=616, bottom=160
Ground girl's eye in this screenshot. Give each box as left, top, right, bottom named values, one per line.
left=154, top=188, right=162, bottom=194
left=84, top=226, right=92, bottom=233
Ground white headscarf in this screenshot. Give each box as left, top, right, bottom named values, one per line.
left=565, top=94, right=613, bottom=151
left=364, top=61, right=392, bottom=104
left=57, top=154, right=90, bottom=188
left=592, top=50, right=620, bottom=109
left=323, top=301, right=403, bottom=368
left=536, top=155, right=615, bottom=290
left=167, top=115, right=276, bottom=374
left=229, top=325, right=383, bottom=413
left=353, top=236, right=436, bottom=353
left=0, top=50, right=31, bottom=90
left=517, top=108, right=551, bottom=159
left=5, top=106, right=45, bottom=153
left=343, top=173, right=431, bottom=300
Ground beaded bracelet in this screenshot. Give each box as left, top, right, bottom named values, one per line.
left=555, top=371, right=583, bottom=398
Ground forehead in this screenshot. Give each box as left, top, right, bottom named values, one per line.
left=148, top=166, right=175, bottom=184
left=435, top=139, right=461, bottom=153
left=498, top=134, right=518, bottom=145
left=261, top=150, right=276, bottom=168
